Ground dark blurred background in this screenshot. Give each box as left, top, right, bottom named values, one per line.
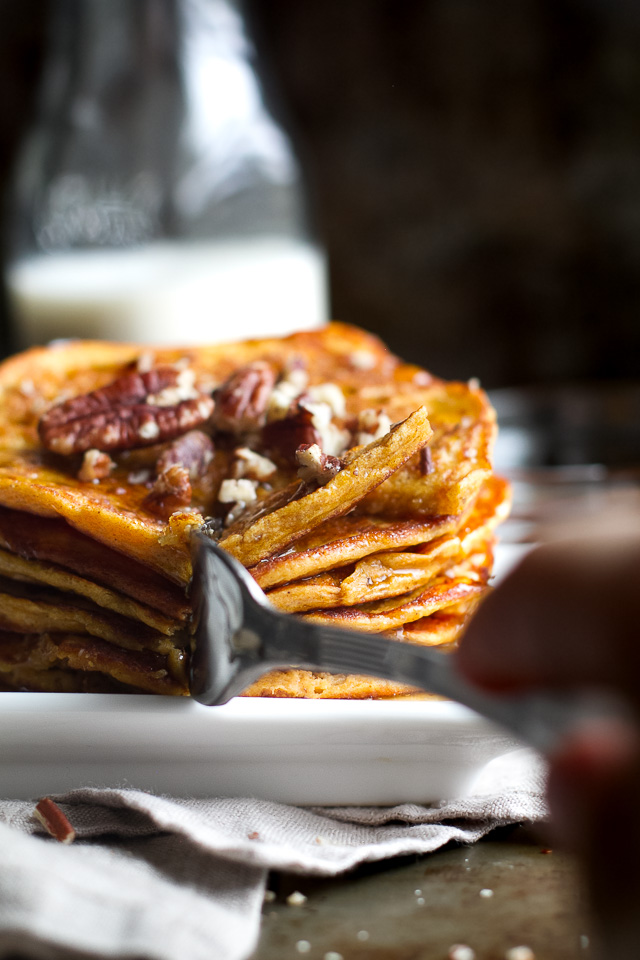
left=2, top=0, right=640, bottom=388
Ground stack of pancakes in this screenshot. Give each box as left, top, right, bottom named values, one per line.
left=0, top=323, right=509, bottom=698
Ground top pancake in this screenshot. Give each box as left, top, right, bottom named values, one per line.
left=0, top=323, right=496, bottom=583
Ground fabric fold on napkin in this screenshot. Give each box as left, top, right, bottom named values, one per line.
left=0, top=749, right=547, bottom=960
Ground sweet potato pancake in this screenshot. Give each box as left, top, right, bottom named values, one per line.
left=0, top=323, right=508, bottom=697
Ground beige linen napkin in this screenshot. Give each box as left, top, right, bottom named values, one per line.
left=0, top=749, right=546, bottom=960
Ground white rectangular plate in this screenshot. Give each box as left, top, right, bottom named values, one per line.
left=0, top=545, right=531, bottom=805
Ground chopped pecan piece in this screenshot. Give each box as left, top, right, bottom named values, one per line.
left=349, top=349, right=376, bottom=371
left=299, top=398, right=351, bottom=456
left=356, top=408, right=393, bottom=445
left=34, top=797, right=76, bottom=844
left=214, top=362, right=276, bottom=433
left=77, top=449, right=115, bottom=482
left=156, top=430, right=214, bottom=481
left=38, top=367, right=214, bottom=455
left=232, top=447, right=277, bottom=481
left=221, top=479, right=309, bottom=538
left=419, top=445, right=434, bottom=476
left=267, top=361, right=309, bottom=421
left=218, top=477, right=259, bottom=528
left=261, top=405, right=321, bottom=465
left=295, top=443, right=344, bottom=485
left=143, top=464, right=192, bottom=520
left=306, top=382, right=347, bottom=419
left=218, top=478, right=258, bottom=504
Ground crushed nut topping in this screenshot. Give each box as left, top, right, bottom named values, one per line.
left=356, top=408, right=392, bottom=446
left=305, top=382, right=346, bottom=419
left=295, top=443, right=344, bottom=486
left=349, top=349, right=376, bottom=370
left=299, top=400, right=351, bottom=456
left=232, top=447, right=277, bottom=481
left=267, top=362, right=309, bottom=421
left=218, top=478, right=258, bottom=504
left=77, top=449, right=115, bottom=482
left=143, top=464, right=192, bottom=520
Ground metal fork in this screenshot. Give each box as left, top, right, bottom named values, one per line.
left=190, top=533, right=625, bottom=754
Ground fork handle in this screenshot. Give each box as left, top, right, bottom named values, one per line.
left=258, top=610, right=627, bottom=755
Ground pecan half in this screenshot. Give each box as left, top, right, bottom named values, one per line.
left=33, top=797, right=76, bottom=844
left=260, top=405, right=321, bottom=465
left=143, top=464, right=192, bottom=520
left=295, top=443, right=344, bottom=486
left=213, top=362, right=276, bottom=433
left=156, top=430, right=214, bottom=481
left=39, top=367, right=214, bottom=455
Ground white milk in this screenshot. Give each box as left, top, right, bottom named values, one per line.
left=7, top=238, right=328, bottom=347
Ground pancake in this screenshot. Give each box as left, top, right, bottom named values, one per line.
left=0, top=631, right=187, bottom=695
left=265, top=535, right=462, bottom=613
left=0, top=547, right=178, bottom=634
left=300, top=549, right=490, bottom=633
left=250, top=512, right=460, bottom=591
left=0, top=323, right=507, bottom=697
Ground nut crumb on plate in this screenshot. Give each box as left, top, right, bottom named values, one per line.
left=286, top=891, right=308, bottom=906
left=448, top=945, right=476, bottom=960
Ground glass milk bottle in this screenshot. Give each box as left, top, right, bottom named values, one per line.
left=6, top=0, right=328, bottom=348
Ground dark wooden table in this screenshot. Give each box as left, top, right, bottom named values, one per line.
left=252, top=827, right=590, bottom=960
